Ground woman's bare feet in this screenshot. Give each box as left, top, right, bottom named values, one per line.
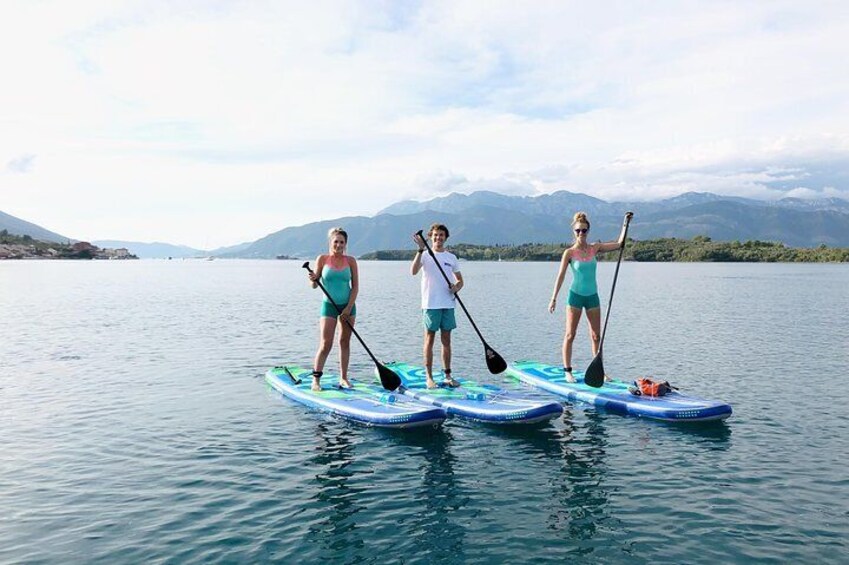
left=564, top=367, right=577, bottom=383
left=311, top=376, right=322, bottom=391
left=440, top=369, right=460, bottom=388
left=425, top=376, right=438, bottom=389
left=339, top=377, right=353, bottom=389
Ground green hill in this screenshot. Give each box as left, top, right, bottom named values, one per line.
left=360, top=237, right=849, bottom=262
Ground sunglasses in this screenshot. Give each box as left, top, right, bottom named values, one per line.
left=574, top=228, right=588, bottom=234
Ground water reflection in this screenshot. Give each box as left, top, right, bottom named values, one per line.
left=384, top=428, right=466, bottom=564
left=299, top=421, right=466, bottom=564
left=659, top=420, right=732, bottom=447
left=482, top=408, right=614, bottom=547
left=548, top=411, right=614, bottom=542
left=304, top=423, right=369, bottom=562
left=631, top=419, right=733, bottom=453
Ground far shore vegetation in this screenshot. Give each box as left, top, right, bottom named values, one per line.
left=0, top=230, right=137, bottom=260
left=360, top=236, right=849, bottom=262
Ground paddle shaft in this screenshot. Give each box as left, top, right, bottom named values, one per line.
left=597, top=217, right=632, bottom=352
left=416, top=231, right=488, bottom=344
left=303, top=263, right=383, bottom=367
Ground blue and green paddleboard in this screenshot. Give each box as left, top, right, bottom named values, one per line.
left=506, top=361, right=732, bottom=422
left=266, top=366, right=446, bottom=429
left=378, top=362, right=563, bottom=424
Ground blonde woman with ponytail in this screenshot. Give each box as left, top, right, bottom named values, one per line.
left=306, top=227, right=359, bottom=391
left=549, top=211, right=633, bottom=382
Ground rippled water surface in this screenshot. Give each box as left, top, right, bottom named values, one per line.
left=2, top=260, right=847, bottom=564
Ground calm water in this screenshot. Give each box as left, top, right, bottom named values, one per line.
left=1, top=260, right=847, bottom=564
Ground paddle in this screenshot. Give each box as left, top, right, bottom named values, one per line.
left=303, top=262, right=402, bottom=391
left=584, top=212, right=633, bottom=388
left=282, top=366, right=302, bottom=385
left=415, top=230, right=507, bottom=374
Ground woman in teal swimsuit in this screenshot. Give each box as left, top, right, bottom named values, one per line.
left=549, top=211, right=633, bottom=383
left=307, top=227, right=359, bottom=391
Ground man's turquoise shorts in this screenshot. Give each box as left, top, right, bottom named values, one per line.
left=423, top=308, right=457, bottom=332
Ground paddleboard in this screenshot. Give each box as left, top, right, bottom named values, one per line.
left=379, top=362, right=563, bottom=424
left=266, top=365, right=447, bottom=429
left=506, top=361, right=732, bottom=422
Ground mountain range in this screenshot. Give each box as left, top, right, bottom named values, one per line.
left=4, top=190, right=849, bottom=258
left=222, top=190, right=849, bottom=257
left=1, top=210, right=72, bottom=243
left=0, top=211, right=249, bottom=258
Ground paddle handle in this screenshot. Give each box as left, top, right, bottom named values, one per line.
left=282, top=366, right=302, bottom=385
left=415, top=230, right=488, bottom=344
left=303, top=262, right=381, bottom=366
left=598, top=213, right=632, bottom=351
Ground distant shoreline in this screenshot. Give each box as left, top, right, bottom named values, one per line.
left=0, top=232, right=138, bottom=260
left=359, top=237, right=849, bottom=263
left=5, top=233, right=848, bottom=262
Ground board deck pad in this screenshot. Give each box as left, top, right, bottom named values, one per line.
left=266, top=365, right=446, bottom=428
left=506, top=361, right=732, bottom=422
left=381, top=362, right=563, bottom=424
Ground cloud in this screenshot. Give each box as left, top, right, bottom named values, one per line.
left=1, top=1, right=848, bottom=246
left=6, top=154, right=36, bottom=173
left=412, top=169, right=537, bottom=199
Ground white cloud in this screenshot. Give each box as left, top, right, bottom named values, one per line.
left=1, top=1, right=848, bottom=246
left=6, top=154, right=36, bottom=173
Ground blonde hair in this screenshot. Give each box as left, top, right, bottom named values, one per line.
left=327, top=227, right=348, bottom=242
left=571, top=212, right=590, bottom=243
left=571, top=212, right=590, bottom=229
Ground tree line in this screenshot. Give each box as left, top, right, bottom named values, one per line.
left=360, top=236, right=849, bottom=262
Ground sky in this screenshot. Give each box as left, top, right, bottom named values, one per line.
left=2, top=1, right=848, bottom=249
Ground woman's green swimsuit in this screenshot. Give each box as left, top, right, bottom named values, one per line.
left=567, top=246, right=600, bottom=310
left=320, top=257, right=357, bottom=318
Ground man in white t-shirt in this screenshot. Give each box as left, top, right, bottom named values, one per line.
left=411, top=223, right=464, bottom=389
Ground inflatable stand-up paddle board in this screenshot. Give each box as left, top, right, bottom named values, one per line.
left=266, top=365, right=446, bottom=428
left=506, top=361, right=732, bottom=422
left=379, top=362, right=563, bottom=424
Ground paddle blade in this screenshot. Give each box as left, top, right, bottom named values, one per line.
left=376, top=363, right=402, bottom=391
left=485, top=344, right=507, bottom=374
left=584, top=353, right=605, bottom=388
